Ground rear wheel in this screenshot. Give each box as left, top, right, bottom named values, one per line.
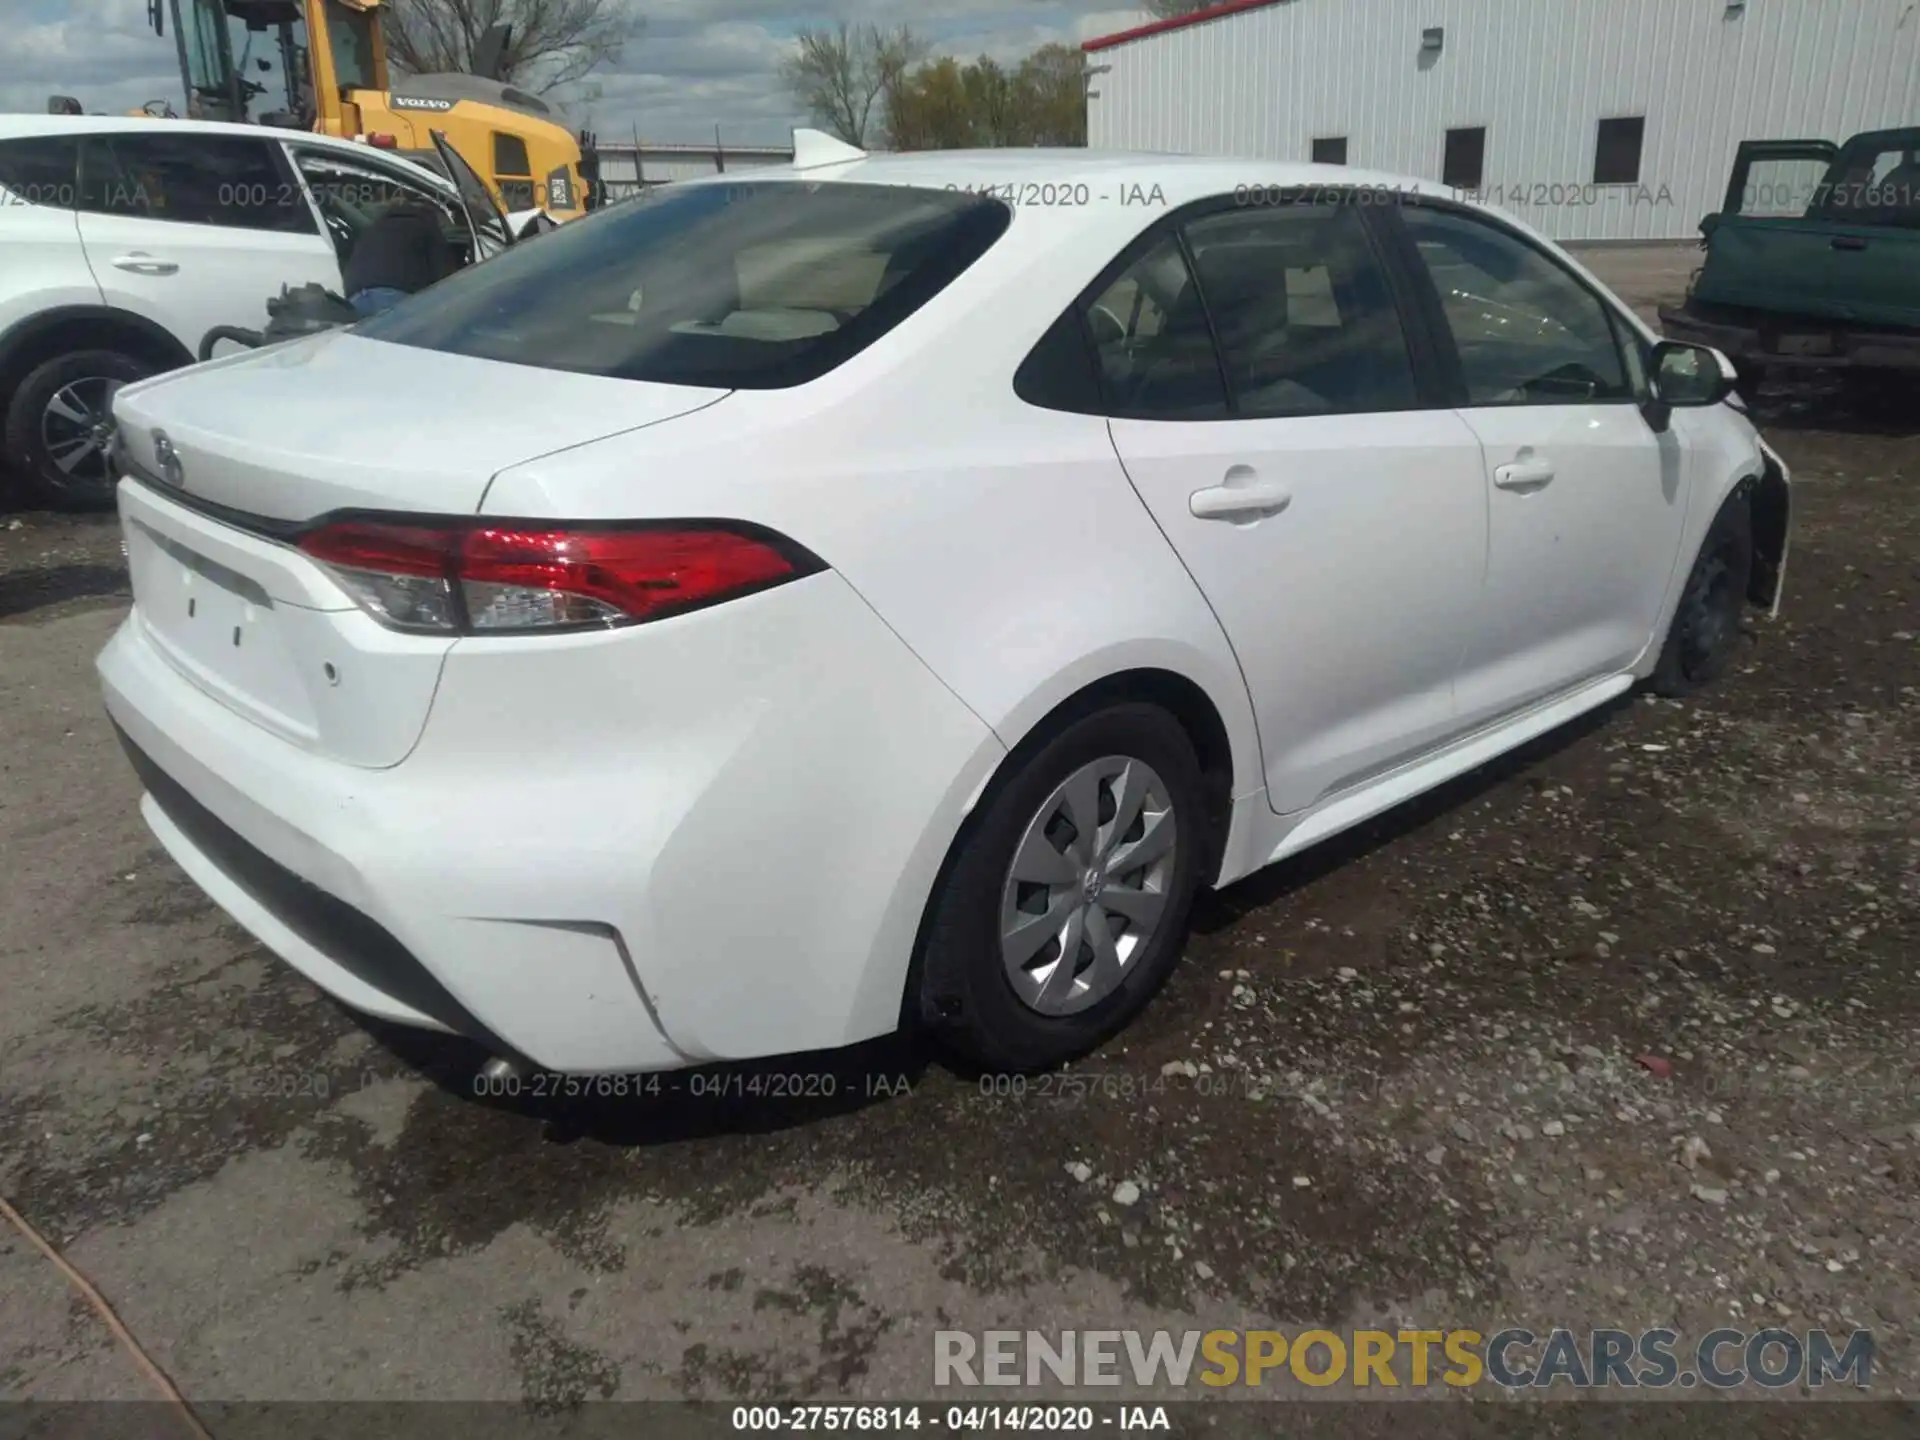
left=4, top=349, right=153, bottom=510
left=914, top=703, right=1209, bottom=1072
left=1651, top=486, right=1754, bottom=697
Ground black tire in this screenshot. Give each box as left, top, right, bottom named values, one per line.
left=3, top=349, right=154, bottom=511
left=1651, top=485, right=1754, bottom=697
left=914, top=702, right=1210, bottom=1073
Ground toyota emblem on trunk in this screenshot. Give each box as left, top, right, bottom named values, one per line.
left=153, top=431, right=184, bottom=489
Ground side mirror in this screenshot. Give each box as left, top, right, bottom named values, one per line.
left=1650, top=340, right=1737, bottom=408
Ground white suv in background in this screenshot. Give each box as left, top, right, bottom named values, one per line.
left=0, top=114, right=507, bottom=510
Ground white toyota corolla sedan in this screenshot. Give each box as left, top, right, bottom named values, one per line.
left=98, top=141, right=1790, bottom=1077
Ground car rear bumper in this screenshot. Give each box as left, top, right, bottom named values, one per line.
left=99, top=573, right=1006, bottom=1074
left=1658, top=304, right=1920, bottom=371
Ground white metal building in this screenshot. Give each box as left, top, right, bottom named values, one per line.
left=1084, top=0, right=1920, bottom=241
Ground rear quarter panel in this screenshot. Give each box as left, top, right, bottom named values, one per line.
left=480, top=201, right=1264, bottom=807
left=480, top=203, right=1265, bottom=897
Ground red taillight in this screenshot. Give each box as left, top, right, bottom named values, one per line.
left=297, top=519, right=819, bottom=634
left=366, top=132, right=398, bottom=148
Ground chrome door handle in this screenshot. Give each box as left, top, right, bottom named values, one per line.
left=1493, top=458, right=1555, bottom=491
left=111, top=253, right=179, bottom=275
left=1190, top=478, right=1292, bottom=521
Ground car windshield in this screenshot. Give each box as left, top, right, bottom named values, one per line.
left=353, top=180, right=1012, bottom=388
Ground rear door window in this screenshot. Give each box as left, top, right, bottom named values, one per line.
left=0, top=135, right=79, bottom=209
left=77, top=133, right=316, bottom=234
left=1080, top=235, right=1228, bottom=419
left=1179, top=204, right=1420, bottom=417
left=356, top=181, right=1012, bottom=388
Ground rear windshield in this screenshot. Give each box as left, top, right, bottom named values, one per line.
left=356, top=180, right=1013, bottom=388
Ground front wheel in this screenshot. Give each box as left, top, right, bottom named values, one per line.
left=914, top=703, right=1209, bottom=1073
left=1651, top=486, right=1754, bottom=697
left=4, top=349, right=154, bottom=510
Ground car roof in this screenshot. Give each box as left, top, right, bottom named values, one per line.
left=686, top=148, right=1454, bottom=211
left=664, top=146, right=1576, bottom=275
left=2, top=113, right=303, bottom=143
left=0, top=112, right=452, bottom=188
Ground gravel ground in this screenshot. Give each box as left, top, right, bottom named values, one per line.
left=0, top=246, right=1915, bottom=1429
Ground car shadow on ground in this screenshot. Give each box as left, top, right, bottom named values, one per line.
left=348, top=692, right=1647, bottom=1149
left=0, top=561, right=130, bottom=620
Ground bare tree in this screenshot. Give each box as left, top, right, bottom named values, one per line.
left=386, top=0, right=639, bottom=94
left=1144, top=0, right=1218, bottom=17
left=781, top=22, right=925, bottom=148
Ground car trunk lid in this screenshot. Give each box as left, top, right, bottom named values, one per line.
left=111, top=329, right=728, bottom=523
left=111, top=334, right=728, bottom=767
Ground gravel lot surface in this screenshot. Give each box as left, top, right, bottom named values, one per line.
left=1, top=245, right=1915, bottom=1434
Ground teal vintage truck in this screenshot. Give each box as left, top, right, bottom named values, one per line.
left=1659, top=127, right=1920, bottom=412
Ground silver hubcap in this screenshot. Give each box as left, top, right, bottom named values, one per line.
left=999, top=755, right=1179, bottom=1017
left=41, top=377, right=125, bottom=491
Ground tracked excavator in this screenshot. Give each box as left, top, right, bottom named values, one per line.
left=143, top=0, right=600, bottom=217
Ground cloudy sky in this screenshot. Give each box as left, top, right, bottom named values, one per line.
left=6, top=0, right=1152, bottom=146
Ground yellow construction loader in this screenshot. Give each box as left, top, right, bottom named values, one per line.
left=148, top=0, right=600, bottom=217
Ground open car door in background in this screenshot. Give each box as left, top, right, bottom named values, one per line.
left=1693, top=140, right=1842, bottom=317
left=430, top=129, right=513, bottom=261
left=1694, top=136, right=1920, bottom=325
